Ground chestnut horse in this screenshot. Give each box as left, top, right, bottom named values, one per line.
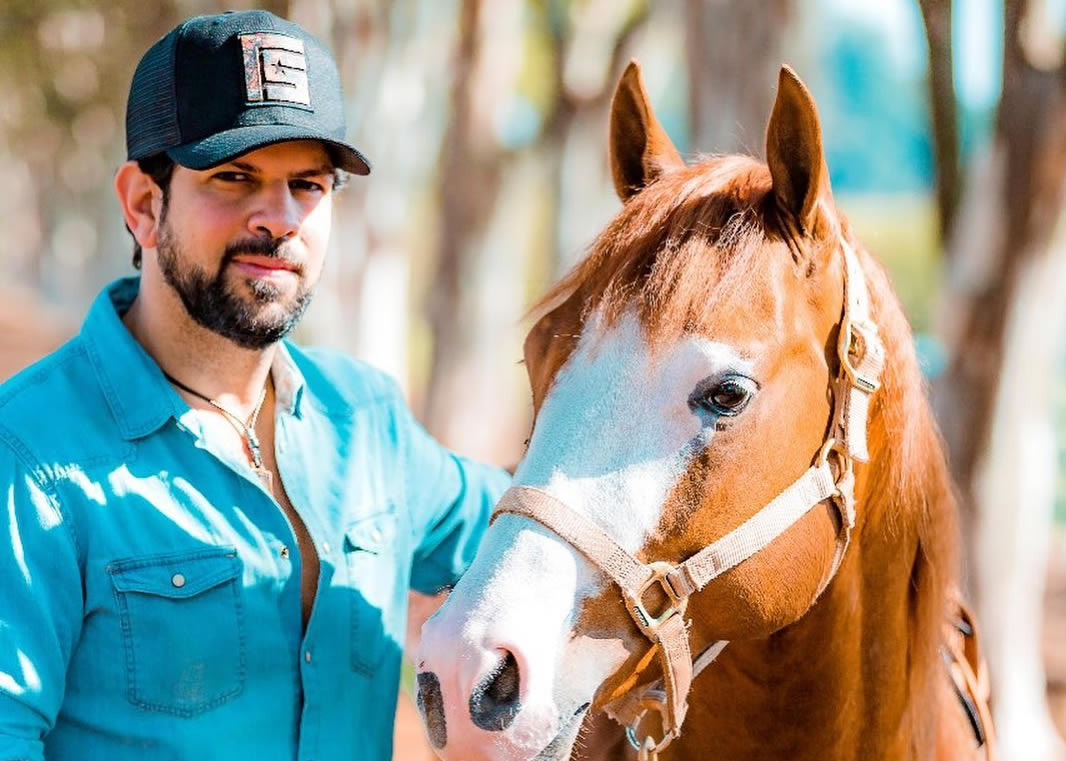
left=416, top=63, right=994, bottom=761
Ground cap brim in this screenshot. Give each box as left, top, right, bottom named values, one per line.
left=167, top=124, right=371, bottom=175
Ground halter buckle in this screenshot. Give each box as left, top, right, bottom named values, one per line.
left=838, top=317, right=882, bottom=393
left=817, top=438, right=849, bottom=477
left=625, top=561, right=689, bottom=640
left=625, top=690, right=676, bottom=760
left=818, top=438, right=856, bottom=531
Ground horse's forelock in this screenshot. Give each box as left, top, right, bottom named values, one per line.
left=535, top=156, right=780, bottom=352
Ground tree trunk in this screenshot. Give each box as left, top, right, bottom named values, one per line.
left=684, top=0, right=794, bottom=155
left=932, top=0, right=1066, bottom=580
left=917, top=0, right=962, bottom=242
left=922, top=1, right=1066, bottom=757
left=538, top=1, right=649, bottom=280
left=423, top=0, right=501, bottom=445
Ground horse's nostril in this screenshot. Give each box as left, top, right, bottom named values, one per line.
left=469, top=650, right=521, bottom=731
left=416, top=671, right=448, bottom=749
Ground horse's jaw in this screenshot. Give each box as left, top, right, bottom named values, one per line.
left=530, top=703, right=590, bottom=761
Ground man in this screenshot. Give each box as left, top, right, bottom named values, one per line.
left=0, top=10, right=510, bottom=761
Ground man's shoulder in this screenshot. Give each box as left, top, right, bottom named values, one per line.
left=284, top=342, right=405, bottom=413
left=0, top=335, right=112, bottom=458
left=0, top=334, right=92, bottom=416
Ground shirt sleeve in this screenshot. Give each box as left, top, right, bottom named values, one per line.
left=0, top=439, right=82, bottom=761
left=392, top=388, right=512, bottom=595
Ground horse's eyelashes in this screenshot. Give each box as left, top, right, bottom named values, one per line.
left=691, top=375, right=757, bottom=418
left=711, top=381, right=751, bottom=411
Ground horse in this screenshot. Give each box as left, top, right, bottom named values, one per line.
left=414, top=62, right=995, bottom=761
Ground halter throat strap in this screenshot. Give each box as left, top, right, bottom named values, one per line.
left=490, top=237, right=884, bottom=756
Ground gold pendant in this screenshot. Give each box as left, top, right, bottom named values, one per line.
left=254, top=467, right=274, bottom=492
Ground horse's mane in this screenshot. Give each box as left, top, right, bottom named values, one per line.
left=537, top=154, right=960, bottom=752
left=859, top=235, right=959, bottom=755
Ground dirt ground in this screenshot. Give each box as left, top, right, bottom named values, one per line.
left=393, top=691, right=436, bottom=761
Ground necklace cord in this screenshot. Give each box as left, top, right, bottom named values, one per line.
left=162, top=370, right=268, bottom=469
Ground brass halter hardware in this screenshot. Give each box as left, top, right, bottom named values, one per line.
left=624, top=561, right=689, bottom=639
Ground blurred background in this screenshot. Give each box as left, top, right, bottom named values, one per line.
left=2, top=0, right=1066, bottom=759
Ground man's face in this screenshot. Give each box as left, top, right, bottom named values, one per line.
left=153, top=140, right=335, bottom=349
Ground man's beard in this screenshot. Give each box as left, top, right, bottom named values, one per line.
left=156, top=222, right=315, bottom=350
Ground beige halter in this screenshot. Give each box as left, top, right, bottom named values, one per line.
left=491, top=238, right=885, bottom=760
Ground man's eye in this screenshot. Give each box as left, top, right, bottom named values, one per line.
left=214, top=172, right=250, bottom=183
left=691, top=376, right=757, bottom=417
left=291, top=179, right=326, bottom=193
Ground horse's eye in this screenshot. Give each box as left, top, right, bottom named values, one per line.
left=698, top=378, right=755, bottom=417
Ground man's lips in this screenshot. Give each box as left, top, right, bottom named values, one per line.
left=230, top=256, right=300, bottom=278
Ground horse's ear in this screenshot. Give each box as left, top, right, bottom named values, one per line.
left=609, top=60, right=684, bottom=201
left=765, top=65, right=832, bottom=237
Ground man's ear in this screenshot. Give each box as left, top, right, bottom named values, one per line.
left=608, top=60, right=684, bottom=201
left=114, top=161, right=165, bottom=251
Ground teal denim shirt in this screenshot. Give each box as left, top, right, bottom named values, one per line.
left=0, top=277, right=511, bottom=761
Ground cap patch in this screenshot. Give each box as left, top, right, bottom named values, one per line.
left=239, top=32, right=311, bottom=107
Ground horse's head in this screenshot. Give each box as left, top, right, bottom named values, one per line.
left=417, top=62, right=877, bottom=761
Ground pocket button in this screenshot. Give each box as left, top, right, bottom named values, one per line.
left=171, top=573, right=186, bottom=588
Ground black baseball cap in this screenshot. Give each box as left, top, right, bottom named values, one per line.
left=125, top=10, right=371, bottom=175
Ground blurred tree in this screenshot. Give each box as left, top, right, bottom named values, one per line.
left=290, top=1, right=461, bottom=392
left=919, top=0, right=1066, bottom=757
left=916, top=0, right=961, bottom=242
left=920, top=0, right=1066, bottom=539
left=684, top=0, right=793, bottom=154
left=425, top=0, right=495, bottom=436
left=0, top=0, right=288, bottom=310
left=422, top=0, right=651, bottom=454
left=538, top=0, right=649, bottom=278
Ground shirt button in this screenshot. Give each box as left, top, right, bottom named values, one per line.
left=280, top=546, right=290, bottom=559
left=322, top=541, right=330, bottom=554
left=171, top=573, right=186, bottom=588
left=304, top=650, right=312, bottom=664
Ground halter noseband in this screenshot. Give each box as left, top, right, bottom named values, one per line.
left=490, top=237, right=885, bottom=760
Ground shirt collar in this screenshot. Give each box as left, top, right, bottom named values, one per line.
left=81, top=277, right=184, bottom=440
left=83, top=276, right=307, bottom=439
left=272, top=342, right=306, bottom=417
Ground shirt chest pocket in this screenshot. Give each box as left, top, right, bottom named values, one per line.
left=344, top=510, right=400, bottom=675
left=107, top=547, right=246, bottom=717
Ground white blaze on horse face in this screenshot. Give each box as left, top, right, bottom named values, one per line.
left=416, top=309, right=751, bottom=761
left=516, top=308, right=751, bottom=554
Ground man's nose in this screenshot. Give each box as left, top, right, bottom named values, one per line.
left=248, top=183, right=301, bottom=240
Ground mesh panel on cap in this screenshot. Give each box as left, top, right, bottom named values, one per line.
left=126, top=29, right=182, bottom=159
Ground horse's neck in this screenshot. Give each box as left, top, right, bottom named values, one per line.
left=659, top=263, right=956, bottom=761
left=671, top=511, right=930, bottom=761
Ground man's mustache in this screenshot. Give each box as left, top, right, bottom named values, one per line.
left=222, top=238, right=304, bottom=273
